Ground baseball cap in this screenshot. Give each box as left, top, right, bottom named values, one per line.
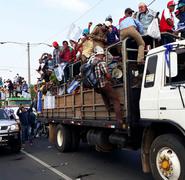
left=167, top=0, right=176, bottom=7
left=177, top=2, right=185, bottom=9
left=52, top=41, right=59, bottom=47
left=82, top=28, right=90, bottom=35
left=105, top=15, right=113, bottom=22
left=94, top=46, right=105, bottom=55
left=125, top=8, right=134, bottom=14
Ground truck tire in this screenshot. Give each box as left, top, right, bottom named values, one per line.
left=149, top=134, right=185, bottom=180
left=56, top=124, right=72, bottom=152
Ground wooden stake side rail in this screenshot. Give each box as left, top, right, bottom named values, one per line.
left=39, top=84, right=126, bottom=128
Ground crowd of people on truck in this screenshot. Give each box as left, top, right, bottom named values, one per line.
left=0, top=74, right=29, bottom=99
left=37, top=0, right=185, bottom=83
left=35, top=0, right=185, bottom=128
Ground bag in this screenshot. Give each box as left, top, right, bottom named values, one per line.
left=147, top=18, right=161, bottom=39
left=81, top=63, right=98, bottom=88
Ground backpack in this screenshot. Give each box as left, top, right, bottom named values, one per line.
left=80, top=63, right=98, bottom=88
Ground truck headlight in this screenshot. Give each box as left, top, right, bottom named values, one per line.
left=9, top=124, right=19, bottom=131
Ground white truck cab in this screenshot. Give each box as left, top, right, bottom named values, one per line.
left=141, top=40, right=185, bottom=126
left=140, top=40, right=185, bottom=179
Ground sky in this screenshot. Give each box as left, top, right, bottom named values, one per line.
left=0, top=0, right=178, bottom=84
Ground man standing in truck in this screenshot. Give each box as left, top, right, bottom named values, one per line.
left=92, top=46, right=122, bottom=127
left=119, top=8, right=145, bottom=64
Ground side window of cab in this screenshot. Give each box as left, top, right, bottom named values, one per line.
left=144, top=55, right=158, bottom=88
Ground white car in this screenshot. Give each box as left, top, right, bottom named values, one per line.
left=0, top=108, right=21, bottom=152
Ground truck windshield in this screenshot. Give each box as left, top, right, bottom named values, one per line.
left=0, top=109, right=9, bottom=120
left=166, top=49, right=185, bottom=84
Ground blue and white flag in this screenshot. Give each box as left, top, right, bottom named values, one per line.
left=164, top=44, right=173, bottom=68
left=67, top=80, right=80, bottom=94
left=37, top=91, right=42, bottom=113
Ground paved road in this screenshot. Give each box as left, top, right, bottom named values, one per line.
left=0, top=137, right=153, bottom=180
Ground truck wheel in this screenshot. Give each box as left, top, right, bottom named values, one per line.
left=150, top=134, right=185, bottom=180
left=56, top=124, right=72, bottom=152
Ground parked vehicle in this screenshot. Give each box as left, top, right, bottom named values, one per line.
left=38, top=35, right=185, bottom=179
left=0, top=108, right=21, bottom=153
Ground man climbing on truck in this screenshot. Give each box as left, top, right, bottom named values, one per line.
left=91, top=46, right=122, bottom=127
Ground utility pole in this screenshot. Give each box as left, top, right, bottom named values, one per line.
left=27, top=42, right=31, bottom=85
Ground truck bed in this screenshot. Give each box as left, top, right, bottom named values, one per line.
left=38, top=83, right=126, bottom=128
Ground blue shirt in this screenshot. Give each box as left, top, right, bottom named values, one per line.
left=178, top=12, right=185, bottom=32
left=119, top=17, right=144, bottom=35
left=107, top=26, right=120, bottom=45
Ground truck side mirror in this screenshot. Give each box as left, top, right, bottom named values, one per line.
left=166, top=52, right=177, bottom=78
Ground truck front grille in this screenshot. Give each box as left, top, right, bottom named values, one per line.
left=0, top=126, right=8, bottom=130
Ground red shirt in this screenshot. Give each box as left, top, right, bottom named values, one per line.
left=160, top=9, right=174, bottom=32
left=60, top=47, right=76, bottom=63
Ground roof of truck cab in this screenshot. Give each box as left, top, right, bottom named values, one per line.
left=147, top=40, right=185, bottom=56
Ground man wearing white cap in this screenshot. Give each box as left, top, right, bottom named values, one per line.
left=136, top=2, right=158, bottom=35
left=92, top=46, right=122, bottom=127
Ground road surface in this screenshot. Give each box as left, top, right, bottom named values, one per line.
left=0, top=137, right=153, bottom=180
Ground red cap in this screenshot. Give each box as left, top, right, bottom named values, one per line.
left=52, top=41, right=59, bottom=47
left=167, top=0, right=176, bottom=7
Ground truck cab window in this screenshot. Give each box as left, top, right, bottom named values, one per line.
left=166, top=51, right=185, bottom=84
left=144, top=55, right=158, bottom=88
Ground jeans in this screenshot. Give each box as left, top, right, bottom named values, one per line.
left=120, top=26, right=145, bottom=62
left=96, top=82, right=122, bottom=123
left=21, top=125, right=33, bottom=144
left=21, top=125, right=29, bottom=144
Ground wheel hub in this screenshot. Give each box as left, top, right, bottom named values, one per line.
left=158, top=155, right=173, bottom=177
left=57, top=130, right=63, bottom=147
left=156, top=148, right=181, bottom=179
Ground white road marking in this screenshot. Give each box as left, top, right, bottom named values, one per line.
left=21, top=150, right=73, bottom=180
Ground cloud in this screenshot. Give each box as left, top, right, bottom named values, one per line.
left=43, top=0, right=90, bottom=12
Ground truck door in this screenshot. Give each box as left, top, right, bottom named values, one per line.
left=140, top=55, right=159, bottom=119
left=159, top=50, right=185, bottom=124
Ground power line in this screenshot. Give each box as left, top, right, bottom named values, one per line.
left=43, top=0, right=104, bottom=42
left=147, top=0, right=157, bottom=7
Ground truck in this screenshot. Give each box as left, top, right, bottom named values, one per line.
left=38, top=35, right=185, bottom=180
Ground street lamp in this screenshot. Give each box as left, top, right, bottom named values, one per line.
left=0, top=41, right=52, bottom=85
left=0, top=69, right=12, bottom=72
